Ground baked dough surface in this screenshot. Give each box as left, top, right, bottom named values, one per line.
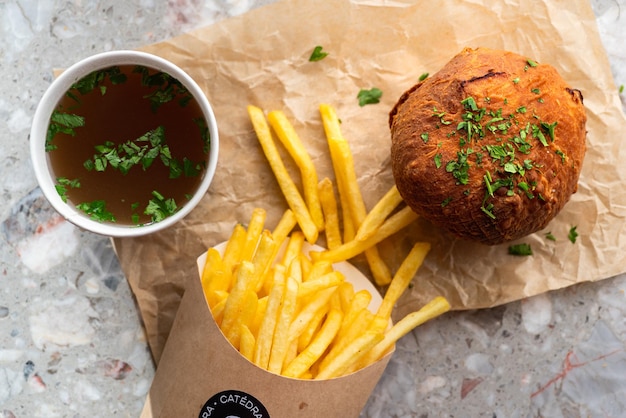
left=389, top=47, right=587, bottom=245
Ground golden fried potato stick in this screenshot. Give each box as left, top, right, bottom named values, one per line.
left=247, top=105, right=318, bottom=244
left=319, top=103, right=391, bottom=285
left=253, top=265, right=287, bottom=370
left=376, top=242, right=431, bottom=320
left=241, top=207, right=267, bottom=263
left=314, top=330, right=384, bottom=380
left=304, top=260, right=333, bottom=282
left=281, top=230, right=305, bottom=267
left=287, top=256, right=303, bottom=283
left=359, top=297, right=451, bottom=368
left=221, top=261, right=259, bottom=349
left=272, top=209, right=298, bottom=245
left=297, top=303, right=329, bottom=352
left=239, top=324, right=256, bottom=362
left=251, top=230, right=278, bottom=292
left=288, top=286, right=337, bottom=342
left=297, top=271, right=345, bottom=299
left=336, top=289, right=372, bottom=341
left=201, top=248, right=231, bottom=308
left=355, top=185, right=404, bottom=241
left=321, top=307, right=374, bottom=371
left=267, top=110, right=325, bottom=232
left=283, top=308, right=344, bottom=379
left=268, top=276, right=299, bottom=374
left=210, top=297, right=227, bottom=327
left=250, top=296, right=268, bottom=337
left=337, top=281, right=355, bottom=313
left=318, top=177, right=342, bottom=250
left=310, top=205, right=419, bottom=264
left=222, top=223, right=247, bottom=274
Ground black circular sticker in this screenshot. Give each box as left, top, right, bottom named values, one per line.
left=199, top=390, right=270, bottom=418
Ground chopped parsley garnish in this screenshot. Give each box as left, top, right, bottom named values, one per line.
left=508, top=243, right=533, bottom=256
left=419, top=72, right=429, bottom=81
left=434, top=153, right=442, bottom=168
left=309, top=45, right=329, bottom=62
left=620, top=85, right=624, bottom=94
left=55, top=177, right=81, bottom=202
left=527, top=59, right=538, bottom=68
left=545, top=232, right=556, bottom=241
left=568, top=226, right=578, bottom=243
left=357, top=88, right=383, bottom=106
left=83, top=126, right=203, bottom=179
left=420, top=90, right=562, bottom=220
left=46, top=111, right=85, bottom=151
left=144, top=190, right=178, bottom=223
left=76, top=200, right=116, bottom=223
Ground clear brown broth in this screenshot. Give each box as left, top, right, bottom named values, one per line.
left=46, top=65, right=209, bottom=226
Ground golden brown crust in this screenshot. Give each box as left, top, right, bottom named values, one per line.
left=389, top=47, right=587, bottom=245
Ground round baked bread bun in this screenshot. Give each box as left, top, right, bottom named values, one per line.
left=389, top=47, right=587, bottom=245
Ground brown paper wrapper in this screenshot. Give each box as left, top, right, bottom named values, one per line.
left=113, top=0, right=626, bottom=363
left=140, top=249, right=392, bottom=418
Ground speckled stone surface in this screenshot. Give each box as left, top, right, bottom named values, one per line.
left=1, top=0, right=625, bottom=417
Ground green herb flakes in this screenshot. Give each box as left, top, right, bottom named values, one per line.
left=434, top=153, right=443, bottom=169
left=76, top=200, right=116, bottom=223
left=145, top=191, right=179, bottom=223
left=357, top=88, right=382, bottom=106
left=568, top=226, right=579, bottom=243
left=419, top=72, right=429, bottom=81
left=508, top=243, right=533, bottom=256
left=55, top=177, right=81, bottom=202
left=309, top=46, right=329, bottom=62
left=545, top=232, right=556, bottom=241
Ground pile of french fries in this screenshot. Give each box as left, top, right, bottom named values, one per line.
left=200, top=103, right=450, bottom=380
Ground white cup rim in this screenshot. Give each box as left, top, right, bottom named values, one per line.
left=30, top=50, right=219, bottom=238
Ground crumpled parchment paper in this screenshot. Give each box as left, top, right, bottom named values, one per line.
left=111, top=0, right=626, bottom=362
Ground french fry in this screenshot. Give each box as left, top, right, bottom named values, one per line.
left=239, top=324, right=256, bottom=362
left=304, top=260, right=333, bottom=282
left=281, top=230, right=305, bottom=267
left=267, top=110, right=325, bottom=232
left=359, top=296, right=451, bottom=367
left=272, top=209, right=298, bottom=245
left=319, top=103, right=392, bottom=285
left=310, top=205, right=419, bottom=264
left=221, top=261, right=259, bottom=349
left=268, top=276, right=300, bottom=374
left=318, top=177, right=342, bottom=250
left=222, top=223, right=247, bottom=273
left=336, top=289, right=372, bottom=341
left=297, top=271, right=345, bottom=299
left=356, top=185, right=404, bottom=241
left=253, top=265, right=287, bottom=370
left=337, top=281, right=355, bottom=313
left=288, top=286, right=337, bottom=342
left=210, top=297, right=227, bottom=326
left=250, top=296, right=268, bottom=337
left=247, top=105, right=318, bottom=244
left=202, top=248, right=231, bottom=307
left=283, top=308, right=343, bottom=378
left=251, top=230, right=278, bottom=292
left=376, top=242, right=431, bottom=320
left=321, top=308, right=374, bottom=371
left=287, top=256, right=303, bottom=283
left=297, top=304, right=329, bottom=352
left=241, top=207, right=267, bottom=263
left=314, top=330, right=384, bottom=380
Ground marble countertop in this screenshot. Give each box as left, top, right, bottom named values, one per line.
left=1, top=0, right=625, bottom=417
